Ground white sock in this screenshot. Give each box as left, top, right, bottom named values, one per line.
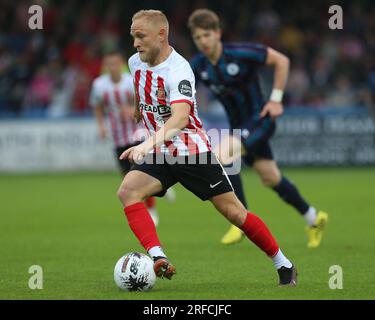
left=304, top=206, right=317, bottom=226
left=271, top=249, right=293, bottom=269
left=165, top=188, right=176, bottom=203
left=148, top=246, right=166, bottom=260
left=148, top=208, right=159, bottom=227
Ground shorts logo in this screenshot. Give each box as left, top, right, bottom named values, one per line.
left=178, top=80, right=192, bottom=97
left=210, top=180, right=223, bottom=188
left=227, top=63, right=240, bottom=76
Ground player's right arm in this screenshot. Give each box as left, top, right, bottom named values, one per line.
left=120, top=102, right=190, bottom=163
left=259, top=47, right=289, bottom=119
left=93, top=103, right=107, bottom=139
left=235, top=43, right=288, bottom=120
left=89, top=79, right=107, bottom=140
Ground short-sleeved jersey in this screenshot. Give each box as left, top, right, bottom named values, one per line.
left=89, top=73, right=144, bottom=147
left=128, top=49, right=211, bottom=156
left=191, top=43, right=268, bottom=129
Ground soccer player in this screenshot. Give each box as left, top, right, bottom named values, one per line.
left=187, top=9, right=328, bottom=247
left=117, top=9, right=297, bottom=286
left=90, top=51, right=160, bottom=225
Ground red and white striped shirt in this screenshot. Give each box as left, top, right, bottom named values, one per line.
left=90, top=73, right=145, bottom=147
left=128, top=49, right=211, bottom=156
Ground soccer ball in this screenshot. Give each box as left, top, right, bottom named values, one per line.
left=114, top=252, right=156, bottom=292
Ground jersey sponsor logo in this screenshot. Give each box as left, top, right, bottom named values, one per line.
left=140, top=102, right=171, bottom=115
left=178, top=80, right=192, bottom=97
left=226, top=63, right=240, bottom=76
left=141, top=103, right=172, bottom=123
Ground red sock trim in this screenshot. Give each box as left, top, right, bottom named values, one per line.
left=240, top=212, right=279, bottom=257
left=124, top=202, right=161, bottom=251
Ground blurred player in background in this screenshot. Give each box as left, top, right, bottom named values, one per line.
left=188, top=9, right=328, bottom=248
left=117, top=9, right=297, bottom=286
left=90, top=51, right=176, bottom=226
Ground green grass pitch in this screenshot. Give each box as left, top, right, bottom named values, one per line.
left=1, top=168, right=374, bottom=300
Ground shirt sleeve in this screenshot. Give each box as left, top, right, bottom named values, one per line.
left=168, top=62, right=196, bottom=106
left=229, top=43, right=268, bottom=65
left=89, top=80, right=102, bottom=108
left=128, top=54, right=137, bottom=77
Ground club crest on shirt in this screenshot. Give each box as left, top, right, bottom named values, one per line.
left=200, top=71, right=209, bottom=80
left=241, top=128, right=250, bottom=139
left=156, top=88, right=167, bottom=101
left=226, top=63, right=240, bottom=76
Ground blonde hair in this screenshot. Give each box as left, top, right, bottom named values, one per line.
left=132, top=10, right=169, bottom=32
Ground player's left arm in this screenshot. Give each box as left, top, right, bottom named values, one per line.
left=120, top=102, right=190, bottom=162
left=260, top=47, right=290, bottom=119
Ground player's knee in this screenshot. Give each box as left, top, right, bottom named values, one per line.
left=260, top=172, right=281, bottom=188
left=116, top=185, right=127, bottom=202
left=117, top=183, right=143, bottom=205
left=261, top=176, right=276, bottom=187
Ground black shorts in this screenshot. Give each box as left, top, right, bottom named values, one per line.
left=239, top=116, right=276, bottom=166
left=129, top=152, right=234, bottom=201
left=115, top=142, right=141, bottom=174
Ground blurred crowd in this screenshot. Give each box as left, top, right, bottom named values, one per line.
left=0, top=0, right=374, bottom=118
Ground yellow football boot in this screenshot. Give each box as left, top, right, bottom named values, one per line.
left=221, top=224, right=244, bottom=245
left=305, top=211, right=328, bottom=248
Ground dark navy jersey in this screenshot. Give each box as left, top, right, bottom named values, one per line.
left=191, top=42, right=268, bottom=129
